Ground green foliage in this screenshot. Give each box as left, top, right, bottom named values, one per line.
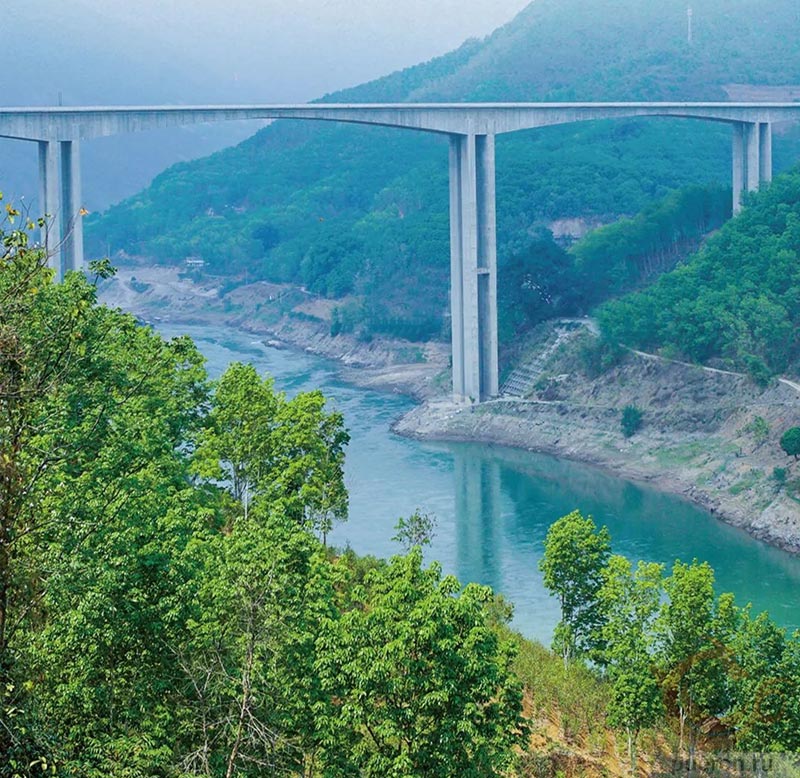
left=745, top=415, right=771, bottom=445
left=316, top=549, right=526, bottom=777
left=193, top=362, right=280, bottom=510
left=598, top=556, right=665, bottom=771
left=174, top=511, right=337, bottom=776
left=539, top=511, right=611, bottom=662
left=498, top=231, right=581, bottom=341
left=579, top=337, right=626, bottom=378
left=1, top=222, right=529, bottom=775
left=392, top=509, right=437, bottom=551
left=620, top=405, right=644, bottom=438
left=541, top=510, right=800, bottom=760
left=780, top=427, right=800, bottom=460
left=511, top=635, right=609, bottom=745
left=773, top=466, right=788, bottom=485
left=656, top=560, right=724, bottom=766
left=728, top=609, right=800, bottom=751
left=193, top=362, right=350, bottom=538
left=1, top=218, right=210, bottom=771
left=599, top=169, right=800, bottom=376
left=571, top=184, right=731, bottom=303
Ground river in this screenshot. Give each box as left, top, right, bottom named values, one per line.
left=159, top=322, right=800, bottom=643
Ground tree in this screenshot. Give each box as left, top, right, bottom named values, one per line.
left=316, top=549, right=525, bottom=778
left=392, top=509, right=437, bottom=551
left=498, top=230, right=580, bottom=340
left=780, top=427, right=800, bottom=460
left=193, top=366, right=350, bottom=539
left=173, top=511, right=336, bottom=777
left=539, top=510, right=611, bottom=663
left=0, top=209, right=211, bottom=770
left=728, top=609, right=800, bottom=752
left=598, top=556, right=664, bottom=773
left=621, top=405, right=643, bottom=438
left=656, top=560, right=719, bottom=767
left=193, top=362, right=280, bottom=519
left=598, top=171, right=800, bottom=376
left=269, top=389, right=349, bottom=540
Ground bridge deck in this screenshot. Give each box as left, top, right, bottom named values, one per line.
left=2, top=102, right=800, bottom=140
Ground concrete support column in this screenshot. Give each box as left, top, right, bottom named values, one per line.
left=60, top=140, right=84, bottom=274
left=476, top=134, right=499, bottom=399
left=745, top=122, right=761, bottom=193
left=732, top=123, right=745, bottom=214
left=759, top=122, right=773, bottom=184
left=732, top=122, right=765, bottom=214
left=449, top=133, right=499, bottom=403
left=38, top=140, right=62, bottom=277
left=449, top=136, right=466, bottom=399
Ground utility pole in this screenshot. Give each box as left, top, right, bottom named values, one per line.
left=687, top=6, right=693, bottom=44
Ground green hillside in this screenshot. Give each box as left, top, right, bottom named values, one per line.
left=88, top=0, right=800, bottom=339
left=598, top=168, right=800, bottom=379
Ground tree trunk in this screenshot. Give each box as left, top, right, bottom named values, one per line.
left=627, top=729, right=637, bottom=777
left=226, top=617, right=256, bottom=778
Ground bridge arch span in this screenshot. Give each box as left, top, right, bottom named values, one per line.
left=2, top=102, right=797, bottom=401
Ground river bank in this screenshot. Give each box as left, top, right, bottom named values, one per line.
left=100, top=263, right=448, bottom=399
left=100, top=263, right=800, bottom=554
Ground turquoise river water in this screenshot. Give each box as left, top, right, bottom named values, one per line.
left=160, top=322, right=800, bottom=644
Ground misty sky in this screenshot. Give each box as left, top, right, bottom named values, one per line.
left=1, top=0, right=532, bottom=208
left=5, top=0, right=531, bottom=104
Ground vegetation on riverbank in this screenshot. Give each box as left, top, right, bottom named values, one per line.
left=598, top=169, right=800, bottom=379
left=540, top=511, right=800, bottom=764
left=6, top=213, right=800, bottom=776
left=1, top=216, right=525, bottom=776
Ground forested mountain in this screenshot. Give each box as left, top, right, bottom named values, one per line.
left=87, top=0, right=800, bottom=339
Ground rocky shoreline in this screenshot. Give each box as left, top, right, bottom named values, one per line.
left=100, top=264, right=800, bottom=554
left=393, top=393, right=800, bottom=554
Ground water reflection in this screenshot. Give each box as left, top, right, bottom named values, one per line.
left=454, top=453, right=503, bottom=587
left=448, top=441, right=800, bottom=637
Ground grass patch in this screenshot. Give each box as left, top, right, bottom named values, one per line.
left=654, top=441, right=708, bottom=467
left=508, top=631, right=609, bottom=747
left=728, top=468, right=764, bottom=495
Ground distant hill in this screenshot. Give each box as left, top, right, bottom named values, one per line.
left=87, top=0, right=800, bottom=340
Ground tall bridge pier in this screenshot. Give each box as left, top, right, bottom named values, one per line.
left=3, top=102, right=795, bottom=404
left=732, top=122, right=773, bottom=213
left=449, top=133, right=499, bottom=403
left=36, top=139, right=84, bottom=277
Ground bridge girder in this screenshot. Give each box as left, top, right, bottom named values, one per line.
left=2, top=102, right=792, bottom=402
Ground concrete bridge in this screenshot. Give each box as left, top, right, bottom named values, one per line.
left=2, top=102, right=799, bottom=403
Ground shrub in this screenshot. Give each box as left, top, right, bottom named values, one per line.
left=580, top=339, right=625, bottom=379
left=743, top=354, right=773, bottom=388
left=621, top=405, right=643, bottom=438
left=745, top=416, right=770, bottom=445
left=780, top=427, right=800, bottom=460
left=773, top=467, right=788, bottom=486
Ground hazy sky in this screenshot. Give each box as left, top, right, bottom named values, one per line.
left=6, top=0, right=532, bottom=103
left=1, top=0, right=533, bottom=207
